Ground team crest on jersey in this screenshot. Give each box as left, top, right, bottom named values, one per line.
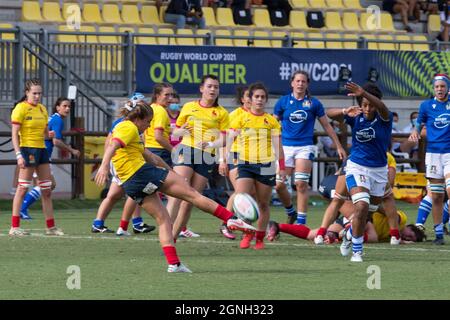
left=434, top=113, right=450, bottom=128
left=302, top=100, right=311, bottom=108
left=264, top=118, right=269, bottom=125
left=446, top=102, right=450, bottom=110
left=355, top=127, right=376, bottom=142
left=211, top=110, right=217, bottom=117
left=432, top=104, right=437, bottom=109
left=359, top=174, right=366, bottom=183
left=25, top=116, right=32, bottom=120
left=289, top=110, right=307, bottom=123
left=430, top=165, right=437, bottom=175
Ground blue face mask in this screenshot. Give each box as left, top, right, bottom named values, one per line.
left=169, top=103, right=181, bottom=111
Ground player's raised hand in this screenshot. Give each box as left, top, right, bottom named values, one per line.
left=345, top=82, right=364, bottom=97
left=344, top=106, right=362, bottom=117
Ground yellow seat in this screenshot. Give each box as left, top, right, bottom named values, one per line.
left=78, top=25, right=98, bottom=43
left=326, top=0, right=345, bottom=8
left=363, top=34, right=378, bottom=50
left=24, top=51, right=37, bottom=71
left=325, top=33, right=343, bottom=49
left=343, top=0, right=362, bottom=9
left=291, top=32, right=307, bottom=48
left=290, top=0, right=308, bottom=8
left=137, top=27, right=157, bottom=45
left=98, top=26, right=119, bottom=44
left=22, top=1, right=43, bottom=22
left=428, top=14, right=441, bottom=33
left=360, top=12, right=379, bottom=32
left=342, top=12, right=360, bottom=31
left=325, top=11, right=343, bottom=30
left=157, top=28, right=175, bottom=45
left=216, top=8, right=236, bottom=27
left=160, top=5, right=167, bottom=23
left=215, top=29, right=233, bottom=46
left=42, top=2, right=64, bottom=23
left=271, top=31, right=287, bottom=47
left=83, top=3, right=103, bottom=24
left=102, top=3, right=123, bottom=24
left=412, top=35, right=429, bottom=51
left=121, top=4, right=143, bottom=25
left=62, top=3, right=82, bottom=22
left=253, top=8, right=272, bottom=28
left=234, top=29, right=251, bottom=47
left=343, top=33, right=359, bottom=49
left=253, top=31, right=271, bottom=47
left=118, top=26, right=136, bottom=42
left=95, top=27, right=122, bottom=72
left=380, top=13, right=396, bottom=32
left=396, top=34, right=413, bottom=51
left=176, top=29, right=196, bottom=46
left=196, top=29, right=212, bottom=45
left=377, top=34, right=396, bottom=50
left=306, top=32, right=325, bottom=48
left=0, top=23, right=15, bottom=40
left=141, top=5, right=163, bottom=25
left=290, top=11, right=308, bottom=30
left=57, top=25, right=78, bottom=42
left=308, top=0, right=327, bottom=8
left=202, top=7, right=218, bottom=27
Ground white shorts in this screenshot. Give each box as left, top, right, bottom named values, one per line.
left=283, top=145, right=316, bottom=168
left=345, top=160, right=387, bottom=197
left=32, top=163, right=54, bottom=179
left=110, top=161, right=123, bottom=186
left=425, top=152, right=450, bottom=180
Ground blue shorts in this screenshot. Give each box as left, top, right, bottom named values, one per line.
left=20, top=147, right=50, bottom=167
left=122, top=163, right=169, bottom=205
left=147, top=147, right=172, bottom=167
left=237, top=161, right=276, bottom=186
left=318, top=174, right=338, bottom=200
left=172, top=145, right=215, bottom=178
left=227, top=152, right=239, bottom=171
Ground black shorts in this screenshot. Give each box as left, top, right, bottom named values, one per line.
left=227, top=152, right=239, bottom=171
left=147, top=147, right=172, bottom=167
left=172, top=144, right=215, bottom=178
left=20, top=147, right=50, bottom=167
left=122, top=163, right=169, bottom=205
left=237, top=161, right=276, bottom=186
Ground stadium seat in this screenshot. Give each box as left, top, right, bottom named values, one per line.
left=271, top=30, right=287, bottom=47
left=216, top=8, right=236, bottom=27
left=156, top=28, right=175, bottom=45
left=325, top=11, right=344, bottom=31
left=325, top=33, right=343, bottom=49
left=343, top=0, right=363, bottom=9
left=380, top=13, right=396, bottom=32
left=159, top=5, right=167, bottom=23
left=102, top=3, right=123, bottom=24
left=253, top=30, right=271, bottom=47
left=291, top=32, right=307, bottom=48
left=253, top=8, right=272, bottom=28
left=121, top=4, right=143, bottom=25
left=22, top=1, right=43, bottom=22
left=176, top=29, right=196, bottom=46
left=57, top=25, right=78, bottom=42
left=0, top=23, right=15, bottom=40
left=141, top=5, right=164, bottom=25
left=342, top=12, right=360, bottom=31
left=78, top=25, right=98, bottom=43
left=396, top=34, right=413, bottom=51
left=214, top=29, right=233, bottom=46
left=290, top=0, right=309, bottom=8
left=95, top=27, right=122, bottom=72
left=83, top=3, right=103, bottom=24
left=306, top=32, right=325, bottom=49
left=98, top=26, right=119, bottom=44
left=118, top=26, right=136, bottom=43
left=42, top=2, right=65, bottom=23
left=136, top=27, right=157, bottom=45
left=196, top=29, right=212, bottom=45
left=62, top=3, right=81, bottom=21
left=202, top=7, right=218, bottom=27
left=23, top=51, right=37, bottom=71
left=343, top=33, right=359, bottom=49
left=290, top=11, right=308, bottom=30
left=326, top=0, right=345, bottom=8
left=308, top=0, right=327, bottom=8
left=363, top=34, right=378, bottom=50
left=377, top=34, right=396, bottom=50
left=428, top=14, right=441, bottom=33
left=233, top=29, right=251, bottom=47
left=412, top=35, right=430, bottom=51
left=360, top=12, right=378, bottom=32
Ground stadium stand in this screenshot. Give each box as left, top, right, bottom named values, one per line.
left=42, top=1, right=65, bottom=23
left=121, top=4, right=144, bottom=25
left=22, top=1, right=43, bottom=22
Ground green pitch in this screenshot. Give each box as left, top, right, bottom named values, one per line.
left=0, top=199, right=449, bottom=300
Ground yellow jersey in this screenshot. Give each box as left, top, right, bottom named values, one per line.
left=372, top=210, right=407, bottom=242
left=11, top=102, right=48, bottom=148
left=144, top=103, right=171, bottom=149
left=230, top=111, right=281, bottom=163
left=176, top=101, right=229, bottom=153
left=111, top=120, right=146, bottom=183
left=229, top=107, right=248, bottom=153
left=387, top=152, right=396, bottom=169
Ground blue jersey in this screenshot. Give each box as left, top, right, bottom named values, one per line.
left=345, top=112, right=393, bottom=167
left=273, top=94, right=325, bottom=147
left=110, top=117, right=124, bottom=134
left=45, top=113, right=64, bottom=157
left=417, top=98, right=450, bottom=153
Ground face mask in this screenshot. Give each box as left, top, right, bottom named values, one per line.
left=169, top=103, right=181, bottom=111
left=392, top=122, right=398, bottom=130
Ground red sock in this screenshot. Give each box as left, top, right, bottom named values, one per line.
left=317, top=227, right=327, bottom=237
left=162, top=245, right=180, bottom=265
left=364, top=232, right=368, bottom=243
left=256, top=231, right=266, bottom=241
left=213, top=205, right=233, bottom=222
left=390, top=228, right=400, bottom=239
left=181, top=226, right=187, bottom=232
left=120, top=220, right=129, bottom=230
left=12, top=215, right=20, bottom=228
left=279, top=223, right=310, bottom=239
left=46, top=219, right=55, bottom=228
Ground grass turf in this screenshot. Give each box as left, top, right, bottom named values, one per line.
left=0, top=199, right=449, bottom=300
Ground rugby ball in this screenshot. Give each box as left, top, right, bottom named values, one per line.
left=232, top=193, right=260, bottom=222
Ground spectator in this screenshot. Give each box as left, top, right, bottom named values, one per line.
left=319, top=121, right=340, bottom=157
left=399, top=111, right=420, bottom=158
left=263, top=0, right=292, bottom=26
left=419, top=0, right=439, bottom=15
left=230, top=0, right=253, bottom=25
left=382, top=0, right=417, bottom=32
left=438, top=0, right=450, bottom=46
left=164, top=0, right=206, bottom=30
left=391, top=111, right=403, bottom=153
left=203, top=0, right=231, bottom=8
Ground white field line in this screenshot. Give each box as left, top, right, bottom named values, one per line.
left=0, top=231, right=450, bottom=254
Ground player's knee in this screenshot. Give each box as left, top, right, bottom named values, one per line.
left=294, top=172, right=310, bottom=184
left=294, top=180, right=308, bottom=193
left=275, top=181, right=286, bottom=192
left=39, top=180, right=53, bottom=196
left=17, top=179, right=32, bottom=191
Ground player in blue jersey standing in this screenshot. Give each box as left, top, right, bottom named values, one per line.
left=327, top=81, right=393, bottom=262
left=409, top=74, right=450, bottom=245
left=273, top=70, right=346, bottom=225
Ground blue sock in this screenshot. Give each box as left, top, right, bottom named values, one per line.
left=132, top=217, right=143, bottom=227
left=416, top=195, right=432, bottom=225
left=93, top=219, right=104, bottom=228
left=443, top=201, right=449, bottom=225
left=352, top=235, right=364, bottom=254
left=434, top=223, right=444, bottom=239
left=284, top=205, right=296, bottom=217
left=296, top=212, right=307, bottom=225
left=21, top=186, right=41, bottom=213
